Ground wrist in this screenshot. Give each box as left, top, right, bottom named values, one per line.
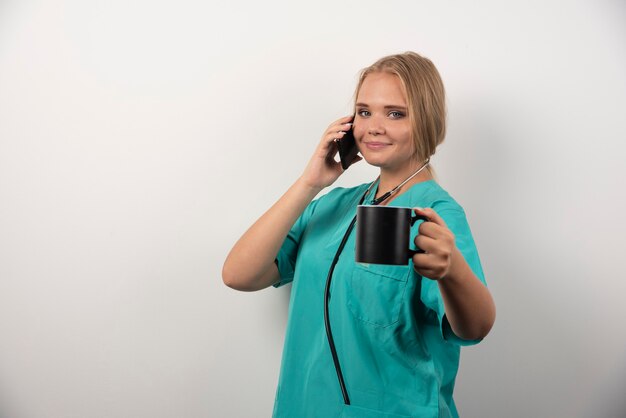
left=296, top=176, right=324, bottom=196
left=440, top=247, right=467, bottom=284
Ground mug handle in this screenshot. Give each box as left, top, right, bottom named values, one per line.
left=410, top=213, right=428, bottom=226
left=408, top=213, right=429, bottom=257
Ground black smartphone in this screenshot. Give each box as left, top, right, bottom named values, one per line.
left=337, top=125, right=359, bottom=170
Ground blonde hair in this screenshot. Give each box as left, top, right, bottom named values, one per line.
left=354, top=51, right=447, bottom=178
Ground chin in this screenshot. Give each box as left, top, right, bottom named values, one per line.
left=362, top=157, right=393, bottom=170
left=360, top=154, right=384, bottom=167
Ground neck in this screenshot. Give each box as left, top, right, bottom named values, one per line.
left=376, top=161, right=433, bottom=202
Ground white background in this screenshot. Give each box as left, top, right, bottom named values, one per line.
left=1, top=1, right=625, bottom=417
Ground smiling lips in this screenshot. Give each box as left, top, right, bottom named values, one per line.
left=364, top=141, right=391, bottom=150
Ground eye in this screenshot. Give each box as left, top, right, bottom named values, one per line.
left=388, top=111, right=405, bottom=119
left=357, top=109, right=370, bottom=117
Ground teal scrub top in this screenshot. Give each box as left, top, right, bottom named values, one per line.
left=272, top=179, right=487, bottom=418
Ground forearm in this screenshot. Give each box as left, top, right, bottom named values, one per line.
left=222, top=177, right=322, bottom=291
left=437, top=247, right=496, bottom=340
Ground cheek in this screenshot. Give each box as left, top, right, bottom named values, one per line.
left=353, top=124, right=366, bottom=140
left=393, top=126, right=413, bottom=146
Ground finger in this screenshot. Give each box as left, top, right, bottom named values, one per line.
left=316, top=132, right=344, bottom=158
left=325, top=139, right=339, bottom=159
left=413, top=207, right=448, bottom=228
left=414, top=234, right=437, bottom=253
left=324, top=130, right=346, bottom=143
left=326, top=126, right=351, bottom=142
left=415, top=269, right=439, bottom=281
left=328, top=116, right=354, bottom=131
left=411, top=252, right=433, bottom=269
left=335, top=115, right=354, bottom=125
left=327, top=116, right=354, bottom=132
left=411, top=252, right=442, bottom=278
left=417, top=221, right=445, bottom=239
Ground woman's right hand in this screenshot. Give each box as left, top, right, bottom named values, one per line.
left=300, top=115, right=361, bottom=190
left=223, top=116, right=361, bottom=291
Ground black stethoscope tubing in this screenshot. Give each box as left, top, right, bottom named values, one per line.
left=323, top=159, right=430, bottom=405
left=323, top=182, right=387, bottom=405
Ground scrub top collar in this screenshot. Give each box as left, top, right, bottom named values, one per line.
left=364, top=178, right=437, bottom=207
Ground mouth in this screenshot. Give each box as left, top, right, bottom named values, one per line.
left=363, top=141, right=391, bottom=151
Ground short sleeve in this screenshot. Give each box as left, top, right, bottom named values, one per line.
left=272, top=198, right=320, bottom=288
left=416, top=208, right=487, bottom=346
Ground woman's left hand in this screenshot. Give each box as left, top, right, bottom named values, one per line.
left=412, top=207, right=456, bottom=281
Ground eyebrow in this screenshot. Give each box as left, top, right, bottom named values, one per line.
left=355, top=103, right=407, bottom=110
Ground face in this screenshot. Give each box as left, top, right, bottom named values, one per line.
left=353, top=71, right=415, bottom=173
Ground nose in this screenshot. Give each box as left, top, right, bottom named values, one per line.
left=366, top=115, right=385, bottom=136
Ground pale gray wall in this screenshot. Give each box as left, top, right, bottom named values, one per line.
left=1, top=1, right=625, bottom=417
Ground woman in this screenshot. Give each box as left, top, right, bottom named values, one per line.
left=222, top=51, right=496, bottom=418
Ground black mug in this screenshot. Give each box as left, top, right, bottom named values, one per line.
left=355, top=205, right=427, bottom=265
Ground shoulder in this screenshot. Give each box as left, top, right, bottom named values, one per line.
left=406, top=181, right=474, bottom=238
left=299, top=183, right=371, bottom=224
left=411, top=181, right=485, bottom=280
left=407, top=180, right=465, bottom=215
left=315, top=182, right=371, bottom=207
